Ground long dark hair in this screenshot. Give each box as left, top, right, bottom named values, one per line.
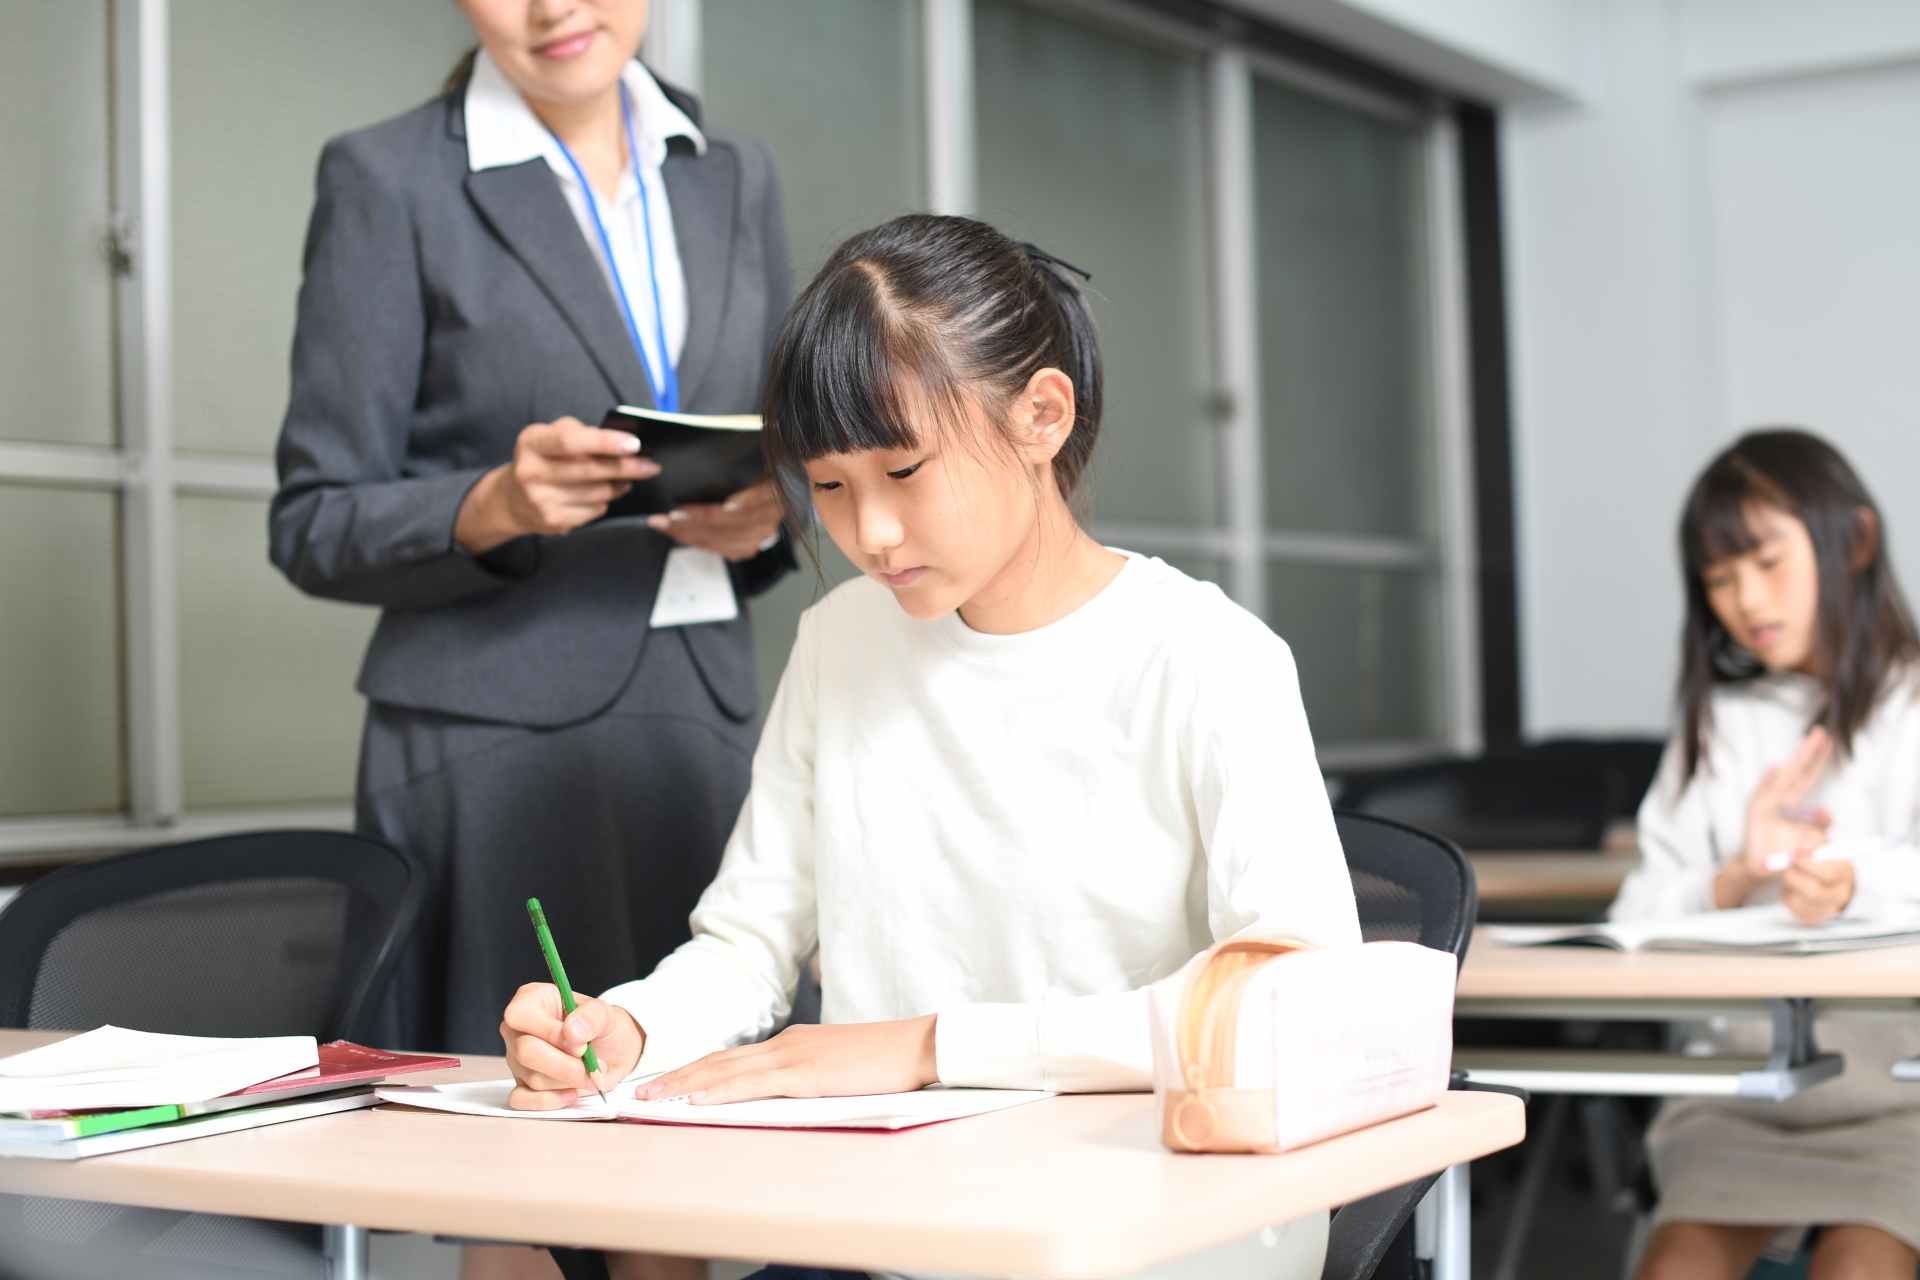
left=1677, top=429, right=1919, bottom=778
left=761, top=214, right=1103, bottom=519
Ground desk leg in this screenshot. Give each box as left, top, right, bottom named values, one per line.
left=1415, top=1164, right=1471, bottom=1280
left=322, top=1223, right=369, bottom=1280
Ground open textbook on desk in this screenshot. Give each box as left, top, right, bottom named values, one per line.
left=1485, top=904, right=1920, bottom=955
left=377, top=1078, right=1052, bottom=1131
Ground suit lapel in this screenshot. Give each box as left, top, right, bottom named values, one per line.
left=465, top=160, right=654, bottom=409
left=663, top=139, right=739, bottom=409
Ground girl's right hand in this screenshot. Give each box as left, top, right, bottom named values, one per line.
left=455, top=418, right=661, bottom=555
left=1715, top=726, right=1833, bottom=908
left=499, top=982, right=645, bottom=1110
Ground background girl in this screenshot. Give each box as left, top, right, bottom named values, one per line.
left=1615, top=430, right=1920, bottom=1280
left=504, top=214, right=1361, bottom=1280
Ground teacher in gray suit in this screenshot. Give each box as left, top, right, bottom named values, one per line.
left=270, top=0, right=793, bottom=1059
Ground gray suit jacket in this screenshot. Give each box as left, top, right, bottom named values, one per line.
left=271, top=72, right=794, bottom=728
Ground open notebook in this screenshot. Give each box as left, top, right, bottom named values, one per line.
left=1485, top=904, right=1920, bottom=954
left=376, top=1079, right=1052, bottom=1131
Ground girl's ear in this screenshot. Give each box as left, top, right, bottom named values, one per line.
left=1852, top=506, right=1880, bottom=572
left=1013, top=367, right=1076, bottom=466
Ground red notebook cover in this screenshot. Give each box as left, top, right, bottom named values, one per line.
left=228, top=1042, right=460, bottom=1096
left=24, top=1042, right=460, bottom=1119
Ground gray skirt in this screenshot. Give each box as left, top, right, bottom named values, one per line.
left=355, top=627, right=759, bottom=1055
left=1647, top=1019, right=1920, bottom=1249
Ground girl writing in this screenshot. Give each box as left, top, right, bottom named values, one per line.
left=503, top=215, right=1360, bottom=1280
left=1618, top=430, right=1920, bottom=1280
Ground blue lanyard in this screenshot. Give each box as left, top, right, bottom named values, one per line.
left=547, top=83, right=679, bottom=413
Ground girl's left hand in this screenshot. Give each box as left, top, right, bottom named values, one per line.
left=647, top=479, right=784, bottom=562
left=634, top=1015, right=939, bottom=1105
left=1780, top=852, right=1854, bottom=925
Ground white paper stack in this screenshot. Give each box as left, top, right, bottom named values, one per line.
left=0, top=1026, right=319, bottom=1113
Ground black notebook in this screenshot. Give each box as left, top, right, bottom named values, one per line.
left=598, top=405, right=766, bottom=517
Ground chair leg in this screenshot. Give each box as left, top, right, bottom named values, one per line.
left=323, top=1224, right=369, bottom=1280
left=1491, top=1094, right=1569, bottom=1280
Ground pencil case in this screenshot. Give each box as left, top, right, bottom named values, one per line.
left=1148, top=938, right=1455, bottom=1154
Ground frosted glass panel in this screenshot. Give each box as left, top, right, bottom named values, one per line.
left=1254, top=79, right=1432, bottom=540
left=177, top=496, right=376, bottom=808
left=976, top=1, right=1215, bottom=528
left=1267, top=562, right=1442, bottom=747
left=704, top=0, right=919, bottom=281
left=0, top=485, right=124, bottom=815
left=170, top=0, right=474, bottom=456
left=0, top=0, right=114, bottom=447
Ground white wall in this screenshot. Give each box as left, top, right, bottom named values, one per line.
left=1500, top=0, right=1920, bottom=738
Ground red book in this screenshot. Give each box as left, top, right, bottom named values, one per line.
left=229, top=1042, right=461, bottom=1097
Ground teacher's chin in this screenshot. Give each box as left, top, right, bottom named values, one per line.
left=269, top=0, right=794, bottom=1062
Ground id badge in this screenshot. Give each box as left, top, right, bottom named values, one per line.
left=649, top=546, right=740, bottom=628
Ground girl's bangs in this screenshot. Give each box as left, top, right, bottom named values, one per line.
left=766, top=273, right=933, bottom=466
left=1684, top=463, right=1787, bottom=571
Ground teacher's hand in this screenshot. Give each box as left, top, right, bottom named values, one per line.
left=648, top=479, right=784, bottom=562
left=455, top=417, right=659, bottom=555
left=500, top=982, right=644, bottom=1111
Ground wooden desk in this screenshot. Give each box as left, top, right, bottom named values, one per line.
left=1468, top=852, right=1638, bottom=907
left=1456, top=934, right=1920, bottom=1001
left=0, top=1031, right=1523, bottom=1279
left=1453, top=935, right=1920, bottom=1099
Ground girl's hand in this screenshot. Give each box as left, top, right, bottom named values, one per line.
left=1716, top=727, right=1833, bottom=907
left=455, top=418, right=660, bottom=554
left=634, top=1015, right=939, bottom=1106
left=647, top=479, right=784, bottom=562
left=1781, top=852, right=1855, bottom=925
left=500, top=983, right=644, bottom=1111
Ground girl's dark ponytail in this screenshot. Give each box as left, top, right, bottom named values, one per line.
left=1021, top=250, right=1103, bottom=497
left=762, top=214, right=1106, bottom=506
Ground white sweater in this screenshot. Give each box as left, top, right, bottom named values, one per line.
left=1613, top=666, right=1920, bottom=923
left=602, top=553, right=1361, bottom=1091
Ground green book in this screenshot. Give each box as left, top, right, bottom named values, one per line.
left=0, top=1103, right=186, bottom=1142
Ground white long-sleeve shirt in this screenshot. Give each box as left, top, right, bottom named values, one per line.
left=602, top=553, right=1361, bottom=1090
left=1614, top=666, right=1920, bottom=922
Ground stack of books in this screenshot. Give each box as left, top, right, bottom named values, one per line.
left=0, top=1025, right=457, bottom=1160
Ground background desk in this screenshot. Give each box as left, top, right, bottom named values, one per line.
left=1454, top=935, right=1920, bottom=1098
left=1468, top=852, right=1638, bottom=922
left=0, top=1031, right=1523, bottom=1279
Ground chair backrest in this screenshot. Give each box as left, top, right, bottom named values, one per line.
left=1526, top=735, right=1666, bottom=820
left=1336, top=810, right=1476, bottom=965
left=0, top=830, right=418, bottom=1042
left=1334, top=755, right=1613, bottom=851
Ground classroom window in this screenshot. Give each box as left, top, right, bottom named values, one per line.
left=1252, top=70, right=1449, bottom=750
left=974, top=0, right=1217, bottom=534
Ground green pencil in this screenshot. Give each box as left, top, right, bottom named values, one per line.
left=526, top=898, right=608, bottom=1106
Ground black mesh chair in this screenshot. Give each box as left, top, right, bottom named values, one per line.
left=0, top=829, right=418, bottom=1040
left=1335, top=756, right=1613, bottom=851
left=1322, top=812, right=1514, bottom=1280
left=0, top=830, right=420, bottom=1280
